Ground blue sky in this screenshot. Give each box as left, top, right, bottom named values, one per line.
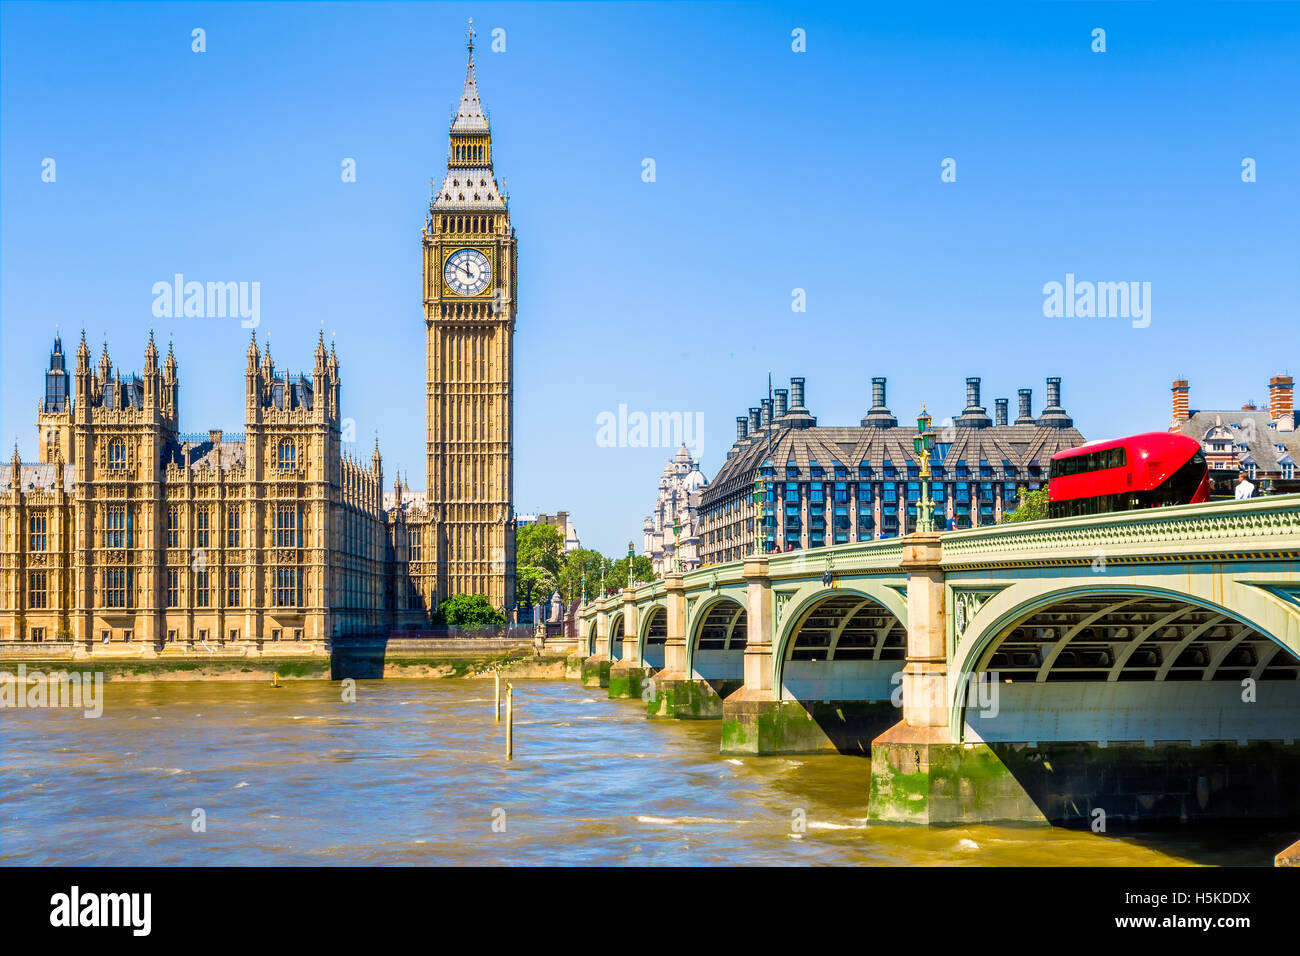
left=2, top=1, right=1297, bottom=555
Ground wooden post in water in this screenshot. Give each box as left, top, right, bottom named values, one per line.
left=494, top=672, right=501, bottom=723
left=505, top=683, right=514, bottom=760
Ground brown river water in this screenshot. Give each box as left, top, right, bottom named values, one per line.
left=0, top=679, right=1291, bottom=865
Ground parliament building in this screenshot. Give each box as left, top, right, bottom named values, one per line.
left=0, top=26, right=515, bottom=651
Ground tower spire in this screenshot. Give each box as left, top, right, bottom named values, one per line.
left=452, top=17, right=489, bottom=132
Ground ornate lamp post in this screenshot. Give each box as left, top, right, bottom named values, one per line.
left=627, top=540, right=636, bottom=588
left=752, top=475, right=767, bottom=556
left=580, top=568, right=587, bottom=606
left=672, top=516, right=682, bottom=574
left=913, top=404, right=938, bottom=533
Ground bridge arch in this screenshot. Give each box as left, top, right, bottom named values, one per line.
left=606, top=611, right=624, bottom=661
left=584, top=617, right=598, bottom=657
left=684, top=595, right=748, bottom=685
left=638, top=603, right=668, bottom=670
left=773, top=584, right=908, bottom=701
left=951, top=583, right=1300, bottom=744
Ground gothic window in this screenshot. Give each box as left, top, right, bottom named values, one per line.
left=195, top=507, right=210, bottom=548
left=167, top=507, right=179, bottom=548
left=105, top=568, right=131, bottom=608
left=195, top=571, right=210, bottom=608
left=227, top=569, right=240, bottom=607
left=108, top=438, right=126, bottom=469
left=28, top=571, right=47, bottom=609
left=104, top=506, right=126, bottom=548
left=275, top=568, right=301, bottom=607
left=28, top=514, right=47, bottom=551
left=408, top=529, right=422, bottom=562
left=167, top=570, right=179, bottom=607
left=227, top=509, right=240, bottom=546
left=275, top=505, right=300, bottom=547
left=278, top=439, right=296, bottom=470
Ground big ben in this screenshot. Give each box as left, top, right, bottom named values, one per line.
left=423, top=20, right=516, bottom=612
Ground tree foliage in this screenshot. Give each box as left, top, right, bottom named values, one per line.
left=435, top=593, right=506, bottom=627
left=1001, top=487, right=1050, bottom=523
left=557, top=548, right=606, bottom=602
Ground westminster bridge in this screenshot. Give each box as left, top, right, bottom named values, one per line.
left=577, top=495, right=1300, bottom=824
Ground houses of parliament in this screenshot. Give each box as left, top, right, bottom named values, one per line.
left=0, top=26, right=516, bottom=652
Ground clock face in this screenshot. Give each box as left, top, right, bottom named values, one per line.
left=444, top=248, right=492, bottom=296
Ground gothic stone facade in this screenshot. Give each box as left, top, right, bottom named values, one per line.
left=1, top=333, right=431, bottom=651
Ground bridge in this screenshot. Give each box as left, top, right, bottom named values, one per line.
left=577, top=495, right=1300, bottom=825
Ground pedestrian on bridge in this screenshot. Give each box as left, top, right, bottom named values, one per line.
left=1235, top=471, right=1256, bottom=500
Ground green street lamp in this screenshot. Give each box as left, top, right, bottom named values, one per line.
left=627, top=540, right=636, bottom=587
left=753, top=475, right=767, bottom=556
left=672, top=516, right=683, bottom=574
left=913, top=404, right=938, bottom=533
left=580, top=568, right=587, bottom=605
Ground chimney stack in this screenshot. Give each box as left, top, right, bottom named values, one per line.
left=957, top=375, right=991, bottom=428
left=1171, top=379, right=1190, bottom=424
left=1016, top=388, right=1033, bottom=424
left=1046, top=377, right=1061, bottom=410
left=783, top=376, right=817, bottom=428
left=748, top=407, right=761, bottom=434
left=761, top=398, right=773, bottom=427
left=995, top=398, right=1008, bottom=426
left=736, top=416, right=748, bottom=440
left=1037, top=376, right=1073, bottom=428
left=774, top=388, right=789, bottom=419
left=1269, top=375, right=1293, bottom=421
left=861, top=375, right=897, bottom=427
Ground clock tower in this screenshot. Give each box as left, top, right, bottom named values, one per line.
left=423, top=19, right=516, bottom=612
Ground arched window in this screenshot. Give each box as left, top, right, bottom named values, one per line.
left=108, top=438, right=126, bottom=469
left=278, top=439, right=296, bottom=470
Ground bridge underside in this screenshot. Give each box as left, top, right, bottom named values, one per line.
left=967, top=593, right=1300, bottom=744
left=873, top=592, right=1300, bottom=825
left=646, top=602, right=747, bottom=718
left=725, top=594, right=907, bottom=755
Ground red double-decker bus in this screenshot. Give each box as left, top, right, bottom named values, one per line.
left=1048, top=432, right=1210, bottom=519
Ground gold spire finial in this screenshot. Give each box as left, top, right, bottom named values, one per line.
left=467, top=17, right=475, bottom=54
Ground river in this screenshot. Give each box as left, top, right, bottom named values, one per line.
left=0, top=679, right=1288, bottom=865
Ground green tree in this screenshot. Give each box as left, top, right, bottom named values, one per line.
left=516, top=522, right=563, bottom=578
left=436, top=594, right=506, bottom=627
left=514, top=522, right=564, bottom=608
left=558, top=548, right=606, bottom=602
left=515, top=565, right=555, bottom=610
left=606, top=554, right=656, bottom=591
left=1001, top=487, right=1049, bottom=523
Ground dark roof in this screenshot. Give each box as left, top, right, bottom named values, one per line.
left=705, top=422, right=1085, bottom=503
left=266, top=375, right=314, bottom=410
left=1177, top=410, right=1300, bottom=471
left=94, top=377, right=144, bottom=410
